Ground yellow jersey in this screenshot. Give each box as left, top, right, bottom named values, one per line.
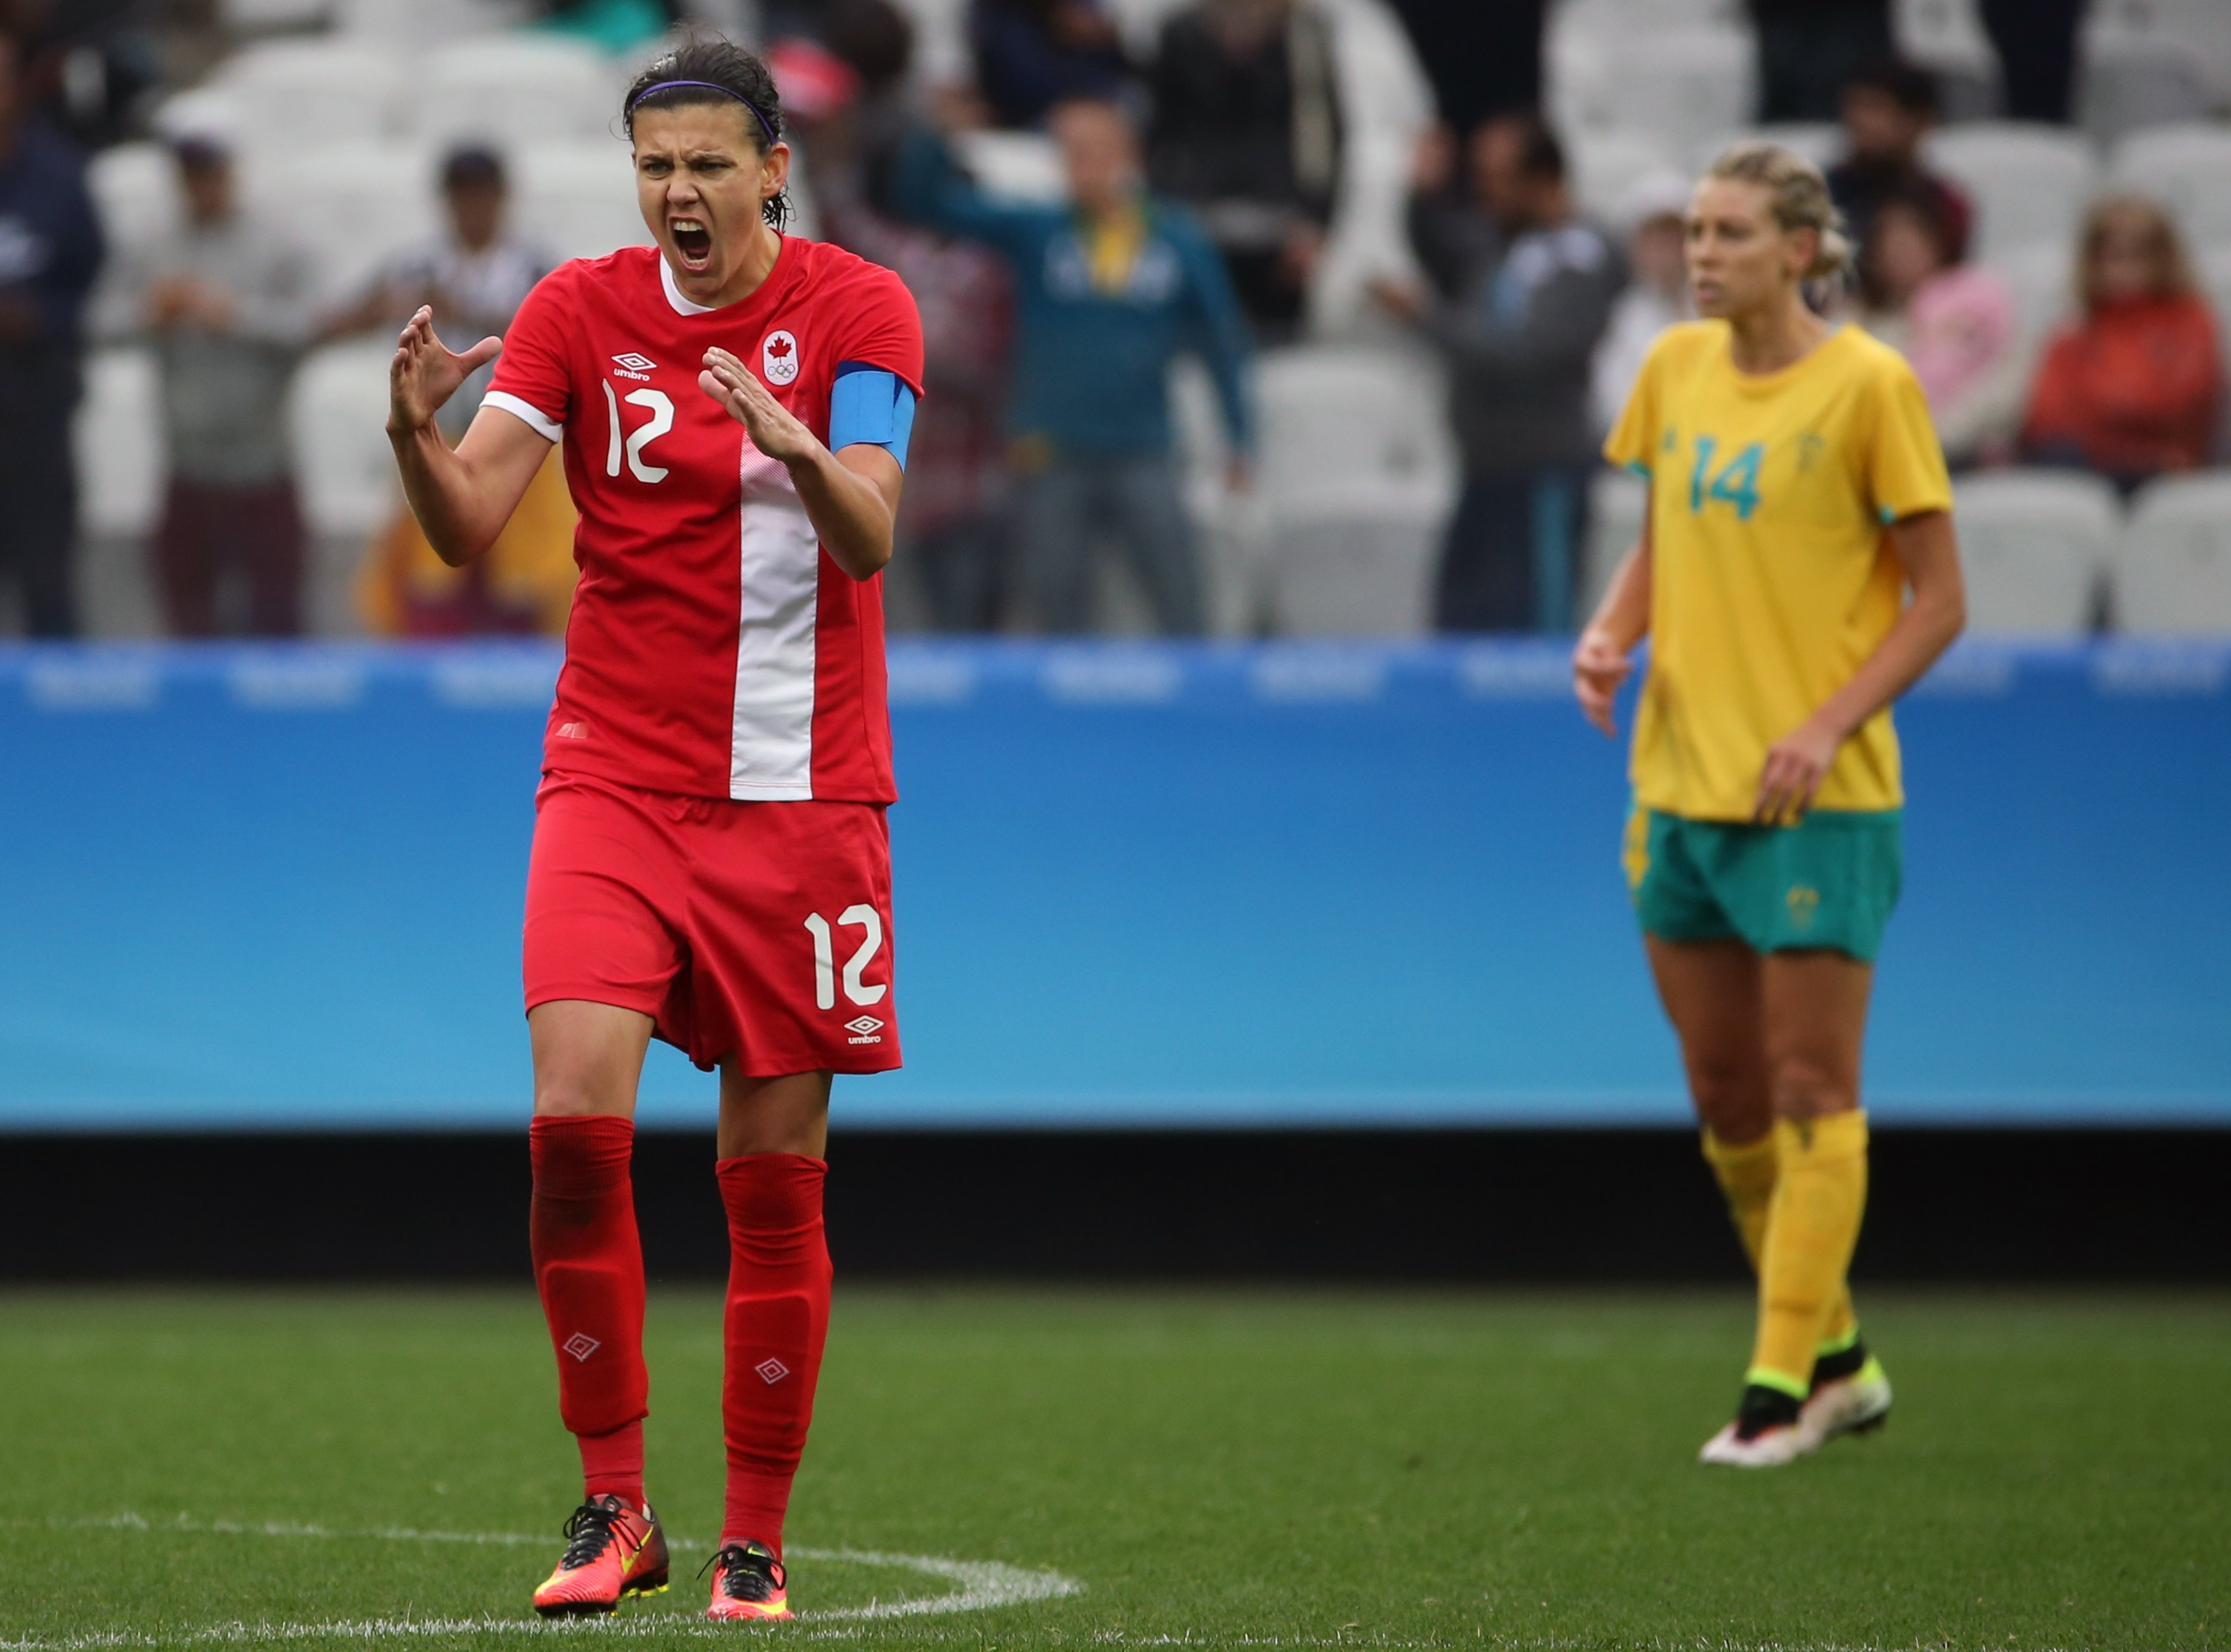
left=1602, top=320, right=1952, bottom=821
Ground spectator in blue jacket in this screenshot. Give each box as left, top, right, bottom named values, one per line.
left=895, top=97, right=1253, bottom=634
left=0, top=35, right=101, bottom=637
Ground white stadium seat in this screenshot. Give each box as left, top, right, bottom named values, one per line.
left=2084, top=0, right=2231, bottom=107
left=1568, top=130, right=1673, bottom=227
left=72, top=348, right=165, bottom=539
left=886, top=0, right=969, bottom=87
left=243, top=142, right=439, bottom=305
left=512, top=139, right=649, bottom=262
left=1926, top=123, right=2095, bottom=262
left=1549, top=23, right=1756, bottom=154
left=2113, top=472, right=2231, bottom=634
left=1892, top=0, right=2000, bottom=119
left=1252, top=345, right=1454, bottom=636
left=212, top=38, right=406, bottom=152
left=416, top=36, right=617, bottom=149
left=221, top=0, right=336, bottom=28
left=1100, top=0, right=1189, bottom=58
left=1263, top=478, right=1448, bottom=636
left=1252, top=345, right=1453, bottom=501
left=2109, top=124, right=2231, bottom=251
left=2076, top=33, right=2214, bottom=145
left=1952, top=470, right=2117, bottom=636
left=336, top=0, right=533, bottom=44
left=949, top=129, right=1069, bottom=205
left=289, top=340, right=402, bottom=541
left=86, top=142, right=180, bottom=265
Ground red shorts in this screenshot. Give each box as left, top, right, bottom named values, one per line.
left=523, top=773, right=901, bottom=1075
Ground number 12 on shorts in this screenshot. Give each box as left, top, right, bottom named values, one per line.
left=804, top=907, right=887, bottom=1010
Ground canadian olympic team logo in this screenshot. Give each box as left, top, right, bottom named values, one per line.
left=762, top=330, right=800, bottom=386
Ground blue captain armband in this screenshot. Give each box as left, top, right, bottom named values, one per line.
left=827, top=362, right=917, bottom=470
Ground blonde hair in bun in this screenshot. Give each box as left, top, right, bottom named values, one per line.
left=1706, top=141, right=1855, bottom=282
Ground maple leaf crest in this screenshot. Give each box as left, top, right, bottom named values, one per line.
left=768, top=336, right=793, bottom=358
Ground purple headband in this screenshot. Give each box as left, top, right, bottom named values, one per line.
left=627, top=79, right=780, bottom=147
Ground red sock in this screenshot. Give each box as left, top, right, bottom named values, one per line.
left=530, top=1115, right=649, bottom=1509
left=578, top=1421, right=644, bottom=1508
left=716, top=1153, right=831, bottom=1556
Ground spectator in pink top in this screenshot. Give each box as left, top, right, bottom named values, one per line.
left=1858, top=182, right=2019, bottom=467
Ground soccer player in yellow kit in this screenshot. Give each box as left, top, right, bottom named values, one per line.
left=1574, top=143, right=1967, bottom=1466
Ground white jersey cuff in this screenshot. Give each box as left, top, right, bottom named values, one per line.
left=482, top=391, right=563, bottom=442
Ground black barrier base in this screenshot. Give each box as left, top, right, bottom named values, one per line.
left=1, top=1128, right=2224, bottom=1284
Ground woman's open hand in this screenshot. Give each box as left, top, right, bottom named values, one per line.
left=700, top=347, right=819, bottom=466
left=388, top=305, right=500, bottom=437
left=1572, top=628, right=1634, bottom=738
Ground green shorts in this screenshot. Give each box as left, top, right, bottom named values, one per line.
left=1624, top=806, right=1903, bottom=963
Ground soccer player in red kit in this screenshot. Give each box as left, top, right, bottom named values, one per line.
left=385, top=38, right=923, bottom=1623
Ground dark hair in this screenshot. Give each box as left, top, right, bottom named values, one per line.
left=826, top=0, right=915, bottom=94
left=1875, top=177, right=1965, bottom=265
left=441, top=143, right=505, bottom=191
left=1513, top=115, right=1565, bottom=184
left=1841, top=56, right=1940, bottom=118
left=622, top=36, right=791, bottom=231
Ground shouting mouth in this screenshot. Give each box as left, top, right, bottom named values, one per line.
left=671, top=217, right=713, bottom=270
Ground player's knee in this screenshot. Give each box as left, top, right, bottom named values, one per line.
left=532, top=1072, right=629, bottom=1119
left=1769, top=1054, right=1852, bottom=1121
left=1684, top=1052, right=1767, bottom=1128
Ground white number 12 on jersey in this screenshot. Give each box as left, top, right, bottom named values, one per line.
left=602, top=382, right=673, bottom=483
left=804, top=907, right=887, bottom=1009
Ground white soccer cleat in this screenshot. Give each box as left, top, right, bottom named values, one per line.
left=1798, top=1355, right=1893, bottom=1450
left=1698, top=1418, right=1814, bottom=1467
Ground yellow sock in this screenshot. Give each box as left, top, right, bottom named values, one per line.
left=1702, top=1129, right=1860, bottom=1361
left=1700, top=1127, right=1775, bottom=1263
left=1748, top=1111, right=1869, bottom=1396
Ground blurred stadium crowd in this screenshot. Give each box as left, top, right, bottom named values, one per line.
left=0, top=0, right=2227, bottom=640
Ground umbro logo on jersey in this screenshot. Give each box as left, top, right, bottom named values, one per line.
left=610, top=352, right=657, bottom=381
left=762, top=330, right=799, bottom=386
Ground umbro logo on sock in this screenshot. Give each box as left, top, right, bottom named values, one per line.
left=754, top=1358, right=790, bottom=1384
left=563, top=1334, right=601, bottom=1362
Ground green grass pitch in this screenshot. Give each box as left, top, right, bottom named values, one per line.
left=1, top=1287, right=2225, bottom=1651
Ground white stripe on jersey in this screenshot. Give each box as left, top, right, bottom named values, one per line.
left=482, top=390, right=563, bottom=441
left=728, top=439, right=822, bottom=800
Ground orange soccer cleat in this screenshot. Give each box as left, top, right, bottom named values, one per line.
left=532, top=1494, right=670, bottom=1617
left=703, top=1539, right=793, bottom=1622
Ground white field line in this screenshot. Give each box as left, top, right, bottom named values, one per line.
left=0, top=1514, right=1079, bottom=1648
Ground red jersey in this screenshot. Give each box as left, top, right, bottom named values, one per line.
left=484, top=239, right=924, bottom=803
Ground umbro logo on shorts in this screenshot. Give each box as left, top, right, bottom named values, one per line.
left=563, top=1333, right=601, bottom=1362
left=844, top=1015, right=884, bottom=1045
left=609, top=352, right=657, bottom=381
left=755, top=1358, right=790, bottom=1384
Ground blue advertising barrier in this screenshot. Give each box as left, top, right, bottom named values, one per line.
left=1, top=637, right=2226, bottom=1129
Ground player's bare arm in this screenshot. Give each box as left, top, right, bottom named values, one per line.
left=385, top=305, right=547, bottom=566
left=1573, top=515, right=1653, bottom=738
left=698, top=344, right=902, bottom=580
left=1754, top=508, right=1965, bottom=823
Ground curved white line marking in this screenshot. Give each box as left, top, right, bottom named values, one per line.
left=793, top=1546, right=1078, bottom=1621
left=0, top=1515, right=1080, bottom=1647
